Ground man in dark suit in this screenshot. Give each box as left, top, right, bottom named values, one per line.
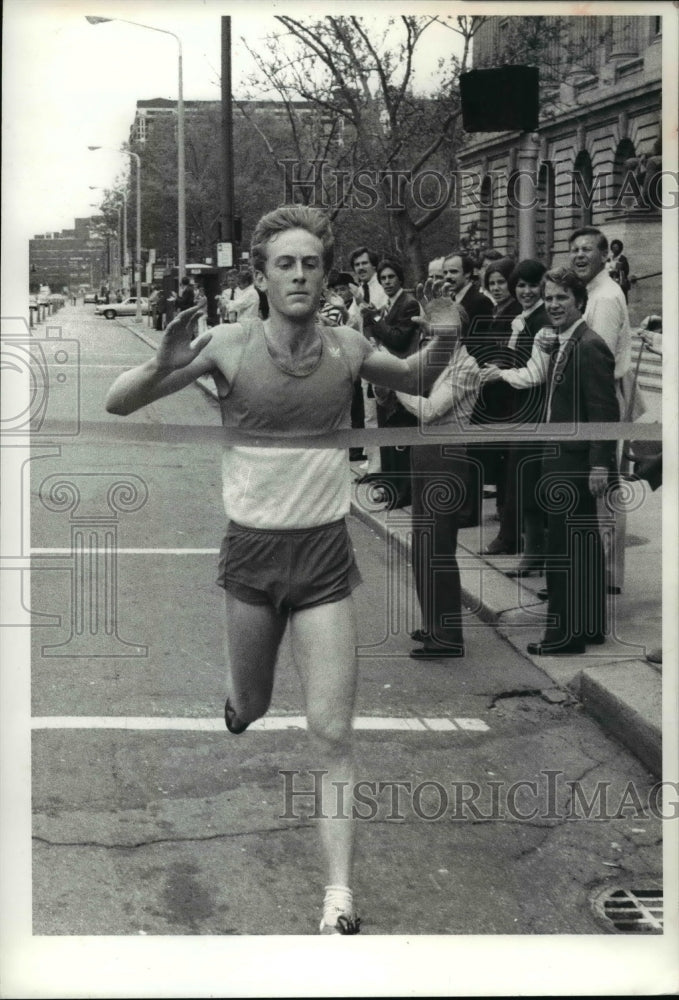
left=440, top=252, right=492, bottom=526
left=363, top=258, right=421, bottom=508
left=442, top=252, right=491, bottom=348
left=526, top=266, right=620, bottom=655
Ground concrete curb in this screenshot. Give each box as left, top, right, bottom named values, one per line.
left=117, top=317, right=662, bottom=776
left=350, top=484, right=662, bottom=777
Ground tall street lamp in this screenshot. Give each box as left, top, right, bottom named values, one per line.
left=86, top=15, right=185, bottom=281
left=89, top=147, right=142, bottom=322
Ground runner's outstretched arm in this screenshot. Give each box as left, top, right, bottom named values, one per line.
left=106, top=306, right=214, bottom=415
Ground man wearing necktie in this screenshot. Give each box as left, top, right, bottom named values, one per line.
left=347, top=247, right=389, bottom=477
left=526, top=266, right=619, bottom=655
left=363, top=258, right=421, bottom=508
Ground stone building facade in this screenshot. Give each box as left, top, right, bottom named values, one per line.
left=457, top=14, right=662, bottom=319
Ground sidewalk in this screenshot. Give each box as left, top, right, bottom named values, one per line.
left=118, top=317, right=663, bottom=777
left=350, top=467, right=662, bottom=777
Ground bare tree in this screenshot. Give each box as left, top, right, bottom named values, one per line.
left=240, top=14, right=487, bottom=278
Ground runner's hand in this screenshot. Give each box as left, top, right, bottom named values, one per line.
left=156, top=305, right=212, bottom=372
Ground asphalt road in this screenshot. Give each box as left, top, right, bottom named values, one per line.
left=28, top=306, right=662, bottom=936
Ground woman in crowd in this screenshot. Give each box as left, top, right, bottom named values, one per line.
left=395, top=304, right=481, bottom=659
left=607, top=239, right=631, bottom=302
left=467, top=256, right=522, bottom=552
left=499, top=259, right=550, bottom=576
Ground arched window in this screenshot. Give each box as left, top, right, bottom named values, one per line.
left=536, top=161, right=555, bottom=263
left=613, top=138, right=639, bottom=210
left=572, top=150, right=594, bottom=227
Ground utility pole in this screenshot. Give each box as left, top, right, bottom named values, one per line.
left=219, top=16, right=235, bottom=274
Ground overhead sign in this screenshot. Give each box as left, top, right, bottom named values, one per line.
left=217, top=242, right=233, bottom=267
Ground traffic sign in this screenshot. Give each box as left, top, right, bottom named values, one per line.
left=217, top=242, right=233, bottom=267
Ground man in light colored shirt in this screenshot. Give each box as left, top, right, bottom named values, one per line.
left=230, top=270, right=260, bottom=321
left=570, top=226, right=632, bottom=592
left=347, top=246, right=388, bottom=475
left=569, top=227, right=632, bottom=382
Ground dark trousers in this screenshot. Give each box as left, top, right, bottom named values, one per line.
left=351, top=379, right=365, bottom=429
left=497, top=443, right=545, bottom=550
left=542, top=454, right=607, bottom=647
left=411, top=445, right=469, bottom=649
left=376, top=401, right=418, bottom=507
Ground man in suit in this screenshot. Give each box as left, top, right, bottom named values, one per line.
left=440, top=251, right=493, bottom=527
left=526, top=266, right=620, bottom=655
left=363, top=258, right=421, bottom=508
left=442, top=252, right=491, bottom=345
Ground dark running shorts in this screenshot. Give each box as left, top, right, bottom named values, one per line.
left=216, top=517, right=362, bottom=614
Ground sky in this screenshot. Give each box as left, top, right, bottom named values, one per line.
left=2, top=0, right=466, bottom=247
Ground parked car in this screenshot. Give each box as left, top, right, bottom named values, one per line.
left=83, top=291, right=98, bottom=304
left=95, top=297, right=150, bottom=319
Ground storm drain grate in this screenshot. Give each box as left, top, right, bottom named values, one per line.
left=593, top=887, right=663, bottom=933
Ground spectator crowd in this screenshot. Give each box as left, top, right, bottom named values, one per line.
left=152, top=224, right=655, bottom=662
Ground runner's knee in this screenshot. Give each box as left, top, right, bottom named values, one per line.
left=307, top=709, right=353, bottom=747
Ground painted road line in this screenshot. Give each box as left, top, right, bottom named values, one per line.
left=31, top=716, right=489, bottom=732
left=422, top=718, right=458, bottom=732
left=454, top=718, right=490, bottom=731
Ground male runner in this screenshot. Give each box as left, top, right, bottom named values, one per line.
left=106, top=205, right=459, bottom=934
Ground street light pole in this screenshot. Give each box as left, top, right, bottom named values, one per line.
left=86, top=15, right=186, bottom=281
left=88, top=147, right=141, bottom=321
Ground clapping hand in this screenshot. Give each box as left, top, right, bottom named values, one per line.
left=156, top=304, right=212, bottom=373
left=412, top=278, right=460, bottom=339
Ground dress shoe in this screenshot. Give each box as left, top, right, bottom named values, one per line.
left=349, top=448, right=366, bottom=462
left=410, top=644, right=465, bottom=660
left=527, top=641, right=586, bottom=656
left=536, top=588, right=548, bottom=601
left=646, top=648, right=662, bottom=664
left=483, top=536, right=517, bottom=556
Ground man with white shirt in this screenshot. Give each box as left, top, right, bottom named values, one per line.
left=347, top=246, right=388, bottom=328
left=570, top=226, right=632, bottom=593
left=363, top=258, right=421, bottom=507
left=569, top=227, right=632, bottom=384
left=348, top=246, right=389, bottom=477
left=230, top=270, right=260, bottom=321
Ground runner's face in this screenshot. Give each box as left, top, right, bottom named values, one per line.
left=514, top=279, right=542, bottom=312
left=256, top=228, right=325, bottom=320
left=543, top=280, right=582, bottom=331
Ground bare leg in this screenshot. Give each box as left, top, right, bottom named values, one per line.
left=224, top=592, right=287, bottom=724
left=290, top=596, right=358, bottom=890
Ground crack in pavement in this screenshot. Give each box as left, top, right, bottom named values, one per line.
left=32, top=822, right=316, bottom=851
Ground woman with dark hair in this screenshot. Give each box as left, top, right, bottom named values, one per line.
left=467, top=256, right=521, bottom=551
left=501, top=259, right=550, bottom=575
